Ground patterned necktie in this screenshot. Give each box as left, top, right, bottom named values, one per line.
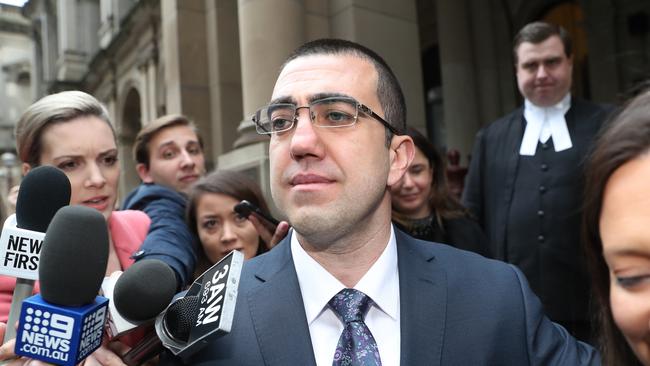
left=329, top=288, right=382, bottom=366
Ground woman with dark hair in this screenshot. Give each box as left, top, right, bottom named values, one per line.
left=390, top=127, right=489, bottom=256
left=583, top=90, right=650, bottom=366
left=187, top=170, right=289, bottom=276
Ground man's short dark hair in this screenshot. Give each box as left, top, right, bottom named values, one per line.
left=513, top=22, right=572, bottom=64
left=133, top=114, right=203, bottom=168
left=282, top=39, right=406, bottom=137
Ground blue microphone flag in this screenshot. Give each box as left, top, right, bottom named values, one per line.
left=15, top=294, right=109, bottom=366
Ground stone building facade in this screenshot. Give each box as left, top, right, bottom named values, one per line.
left=10, top=0, right=650, bottom=204
left=0, top=3, right=32, bottom=198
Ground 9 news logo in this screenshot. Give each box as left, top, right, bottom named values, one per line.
left=16, top=296, right=109, bottom=366
left=19, top=307, right=73, bottom=362
left=77, top=306, right=106, bottom=359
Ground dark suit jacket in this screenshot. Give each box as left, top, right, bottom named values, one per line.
left=165, top=229, right=598, bottom=365
left=461, top=99, right=611, bottom=325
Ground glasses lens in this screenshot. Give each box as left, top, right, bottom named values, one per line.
left=311, top=98, right=358, bottom=128
left=253, top=98, right=361, bottom=134
left=255, top=104, right=296, bottom=134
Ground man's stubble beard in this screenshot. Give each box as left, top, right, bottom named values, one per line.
left=272, top=182, right=387, bottom=250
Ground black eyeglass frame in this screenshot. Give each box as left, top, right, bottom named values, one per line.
left=251, top=96, right=401, bottom=136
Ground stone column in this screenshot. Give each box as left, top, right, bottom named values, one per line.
left=161, top=0, right=213, bottom=166
left=56, top=0, right=84, bottom=81
left=468, top=0, right=517, bottom=126
left=436, top=0, right=480, bottom=157
left=234, top=0, right=306, bottom=147
left=328, top=0, right=426, bottom=132
left=145, top=58, right=158, bottom=122
left=205, top=0, right=243, bottom=158
left=582, top=0, right=619, bottom=103
left=23, top=0, right=56, bottom=96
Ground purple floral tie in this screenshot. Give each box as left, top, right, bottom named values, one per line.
left=329, top=288, right=382, bottom=366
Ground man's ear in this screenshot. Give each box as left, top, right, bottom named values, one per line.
left=387, top=135, right=415, bottom=187
left=136, top=163, right=154, bottom=184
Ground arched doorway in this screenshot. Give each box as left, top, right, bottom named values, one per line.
left=119, top=87, right=142, bottom=202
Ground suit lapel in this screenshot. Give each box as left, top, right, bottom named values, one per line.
left=247, top=236, right=317, bottom=366
left=397, top=230, right=447, bottom=365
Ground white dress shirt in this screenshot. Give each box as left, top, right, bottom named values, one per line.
left=520, top=93, right=572, bottom=156
left=291, top=226, right=401, bottom=366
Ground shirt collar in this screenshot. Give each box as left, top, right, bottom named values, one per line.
left=291, top=226, right=400, bottom=325
left=524, top=93, right=571, bottom=115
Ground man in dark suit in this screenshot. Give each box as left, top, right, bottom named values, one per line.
left=173, top=39, right=598, bottom=365
left=462, top=22, right=612, bottom=342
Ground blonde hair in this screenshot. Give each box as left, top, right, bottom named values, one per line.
left=15, top=91, right=114, bottom=166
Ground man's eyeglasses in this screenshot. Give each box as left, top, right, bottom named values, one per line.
left=252, top=96, right=400, bottom=136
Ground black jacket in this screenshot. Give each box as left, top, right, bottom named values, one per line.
left=462, top=98, right=612, bottom=326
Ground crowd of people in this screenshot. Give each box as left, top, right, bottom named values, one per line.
left=0, top=19, right=647, bottom=366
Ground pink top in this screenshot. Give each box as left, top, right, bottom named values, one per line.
left=0, top=210, right=151, bottom=323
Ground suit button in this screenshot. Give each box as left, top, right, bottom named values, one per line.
left=542, top=143, right=549, bottom=150
left=538, top=235, right=545, bottom=242
left=539, top=185, right=547, bottom=193
left=537, top=210, right=545, bottom=216
left=541, top=164, right=548, bottom=171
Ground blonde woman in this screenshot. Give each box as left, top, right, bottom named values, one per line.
left=0, top=91, right=150, bottom=365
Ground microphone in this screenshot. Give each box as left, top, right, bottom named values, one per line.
left=102, top=259, right=176, bottom=340
left=14, top=205, right=110, bottom=366
left=123, top=250, right=243, bottom=365
left=0, top=165, right=71, bottom=342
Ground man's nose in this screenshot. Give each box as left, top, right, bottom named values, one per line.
left=288, top=108, right=324, bottom=160
left=179, top=150, right=196, bottom=168
left=536, top=65, right=549, bottom=79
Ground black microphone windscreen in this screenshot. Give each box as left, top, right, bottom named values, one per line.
left=164, top=296, right=200, bottom=342
left=38, top=205, right=109, bottom=306
left=15, top=165, right=71, bottom=232
left=114, top=259, right=177, bottom=322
